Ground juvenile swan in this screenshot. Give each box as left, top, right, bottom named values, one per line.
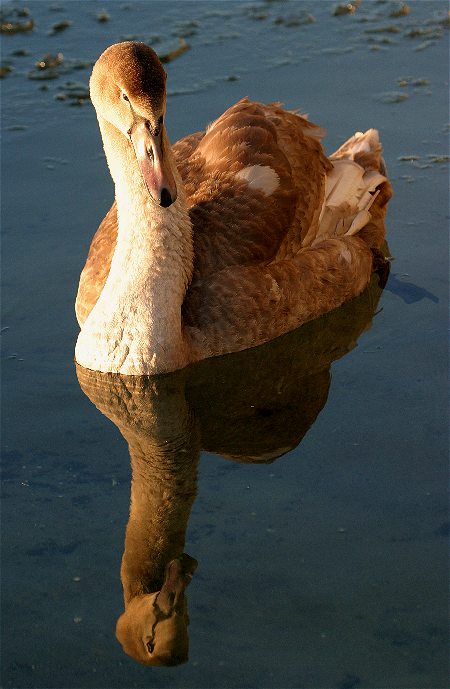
left=75, top=41, right=391, bottom=375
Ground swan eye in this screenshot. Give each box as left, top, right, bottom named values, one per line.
left=146, top=641, right=154, bottom=654
left=122, top=92, right=129, bottom=102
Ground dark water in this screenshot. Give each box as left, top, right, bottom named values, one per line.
left=1, top=1, right=448, bottom=687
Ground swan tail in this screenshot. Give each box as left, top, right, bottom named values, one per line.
left=329, top=128, right=386, bottom=171
left=315, top=129, right=392, bottom=249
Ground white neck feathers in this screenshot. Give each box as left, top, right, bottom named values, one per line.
left=75, top=119, right=193, bottom=375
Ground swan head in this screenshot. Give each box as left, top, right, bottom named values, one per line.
left=90, top=42, right=177, bottom=208
left=116, top=554, right=197, bottom=666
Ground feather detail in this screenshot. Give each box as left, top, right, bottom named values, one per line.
left=310, top=129, right=390, bottom=246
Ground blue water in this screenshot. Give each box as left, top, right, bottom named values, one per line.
left=1, top=1, right=448, bottom=687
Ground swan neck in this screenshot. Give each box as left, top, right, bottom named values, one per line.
left=119, top=391, right=200, bottom=603
left=75, top=117, right=194, bottom=375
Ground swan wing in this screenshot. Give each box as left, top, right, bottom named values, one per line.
left=75, top=202, right=117, bottom=327
left=177, top=98, right=331, bottom=282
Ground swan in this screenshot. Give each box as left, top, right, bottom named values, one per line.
left=75, top=41, right=392, bottom=375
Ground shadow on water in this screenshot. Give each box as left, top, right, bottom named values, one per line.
left=76, top=272, right=384, bottom=668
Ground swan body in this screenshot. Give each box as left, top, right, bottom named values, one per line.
left=75, top=41, right=391, bottom=375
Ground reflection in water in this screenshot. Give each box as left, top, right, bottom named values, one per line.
left=77, top=368, right=201, bottom=666
left=76, top=272, right=385, bottom=667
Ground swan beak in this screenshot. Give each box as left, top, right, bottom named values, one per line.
left=155, top=554, right=198, bottom=615
left=130, top=123, right=177, bottom=208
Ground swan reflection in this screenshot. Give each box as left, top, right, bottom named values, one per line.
left=76, top=272, right=386, bottom=667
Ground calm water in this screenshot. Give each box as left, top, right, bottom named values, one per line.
left=1, top=1, right=448, bottom=687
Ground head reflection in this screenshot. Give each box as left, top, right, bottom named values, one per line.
left=116, top=554, right=197, bottom=666
left=76, top=271, right=386, bottom=667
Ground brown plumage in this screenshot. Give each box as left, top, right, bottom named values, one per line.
left=75, top=42, right=392, bottom=376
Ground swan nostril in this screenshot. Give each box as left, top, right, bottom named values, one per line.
left=160, top=188, right=173, bottom=208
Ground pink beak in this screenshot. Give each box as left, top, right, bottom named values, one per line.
left=130, top=122, right=177, bottom=208
left=155, top=554, right=197, bottom=615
